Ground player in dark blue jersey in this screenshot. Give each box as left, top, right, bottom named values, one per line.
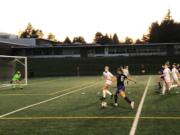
left=157, top=65, right=164, bottom=90
left=177, top=64, right=180, bottom=73
left=114, top=68, right=136, bottom=109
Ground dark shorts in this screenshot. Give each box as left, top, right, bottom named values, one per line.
left=116, top=85, right=125, bottom=94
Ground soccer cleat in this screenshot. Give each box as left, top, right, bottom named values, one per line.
left=131, top=101, right=134, bottom=109
left=114, top=103, right=118, bottom=107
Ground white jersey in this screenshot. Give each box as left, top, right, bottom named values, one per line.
left=163, top=68, right=171, bottom=82
left=123, top=69, right=129, bottom=76
left=172, top=68, right=179, bottom=80
left=103, top=71, right=113, bottom=85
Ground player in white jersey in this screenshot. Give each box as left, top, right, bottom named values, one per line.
left=171, top=63, right=180, bottom=87
left=162, top=63, right=172, bottom=95
left=123, top=66, right=130, bottom=84
left=123, top=66, right=130, bottom=76
left=102, top=66, right=114, bottom=101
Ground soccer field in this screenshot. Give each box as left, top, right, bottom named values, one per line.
left=0, top=76, right=179, bottom=135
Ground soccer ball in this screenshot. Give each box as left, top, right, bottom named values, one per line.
left=101, top=101, right=107, bottom=108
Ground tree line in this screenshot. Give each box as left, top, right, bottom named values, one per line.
left=19, top=9, right=180, bottom=45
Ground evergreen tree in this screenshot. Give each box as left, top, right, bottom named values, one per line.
left=112, top=33, right=120, bottom=44
left=144, top=9, right=180, bottom=43
left=64, top=37, right=72, bottom=44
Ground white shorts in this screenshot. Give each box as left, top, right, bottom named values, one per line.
left=105, top=80, right=112, bottom=85
left=164, top=77, right=171, bottom=83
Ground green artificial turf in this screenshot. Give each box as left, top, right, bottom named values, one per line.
left=0, top=76, right=179, bottom=135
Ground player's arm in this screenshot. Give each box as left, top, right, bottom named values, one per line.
left=127, top=77, right=136, bottom=84
left=101, top=76, right=105, bottom=80
left=109, top=72, right=115, bottom=81
left=100, top=72, right=105, bottom=80
left=112, top=76, right=117, bottom=82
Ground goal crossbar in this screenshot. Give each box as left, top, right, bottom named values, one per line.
left=0, top=55, right=27, bottom=59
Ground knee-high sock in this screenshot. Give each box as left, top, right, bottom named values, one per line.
left=170, top=84, right=178, bottom=89
left=124, top=96, right=131, bottom=104
left=114, top=94, right=118, bottom=103
left=158, top=82, right=162, bottom=89
left=106, top=90, right=112, bottom=95
left=103, top=90, right=106, bottom=98
left=162, top=82, right=166, bottom=95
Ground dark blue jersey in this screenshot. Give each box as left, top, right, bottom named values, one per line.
left=117, top=74, right=127, bottom=87
left=158, top=67, right=164, bottom=75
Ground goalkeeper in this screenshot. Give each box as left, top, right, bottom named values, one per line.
left=10, top=71, right=23, bottom=89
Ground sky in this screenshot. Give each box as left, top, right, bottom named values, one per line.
left=0, top=0, right=180, bottom=43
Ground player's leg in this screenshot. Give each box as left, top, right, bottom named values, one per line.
left=162, top=81, right=166, bottom=95
left=162, top=78, right=171, bottom=95
left=119, top=88, right=134, bottom=109
left=176, top=79, right=180, bottom=86
left=172, top=78, right=180, bottom=87
left=12, top=80, right=17, bottom=89
left=106, top=87, right=113, bottom=99
left=157, top=76, right=162, bottom=89
left=162, top=81, right=172, bottom=95
left=114, top=90, right=119, bottom=106
left=102, top=84, right=107, bottom=100
left=106, top=86, right=112, bottom=95
left=158, top=81, right=162, bottom=89
left=167, top=81, right=172, bottom=91
left=105, top=81, right=113, bottom=96
left=102, top=83, right=112, bottom=99
left=17, top=80, right=23, bottom=89
left=171, top=78, right=176, bottom=88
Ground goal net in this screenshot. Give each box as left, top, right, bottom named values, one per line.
left=0, top=55, right=28, bottom=88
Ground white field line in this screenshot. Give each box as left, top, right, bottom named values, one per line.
left=0, top=77, right=80, bottom=89
left=0, top=94, right=48, bottom=96
left=50, top=81, right=95, bottom=95
left=1, top=77, right=74, bottom=87
left=29, top=77, right=97, bottom=86
left=0, top=116, right=134, bottom=120
left=0, top=82, right=101, bottom=118
left=129, top=76, right=151, bottom=135
left=29, top=77, right=72, bottom=85
left=1, top=116, right=180, bottom=120
left=0, top=81, right=96, bottom=96
left=1, top=84, right=27, bottom=87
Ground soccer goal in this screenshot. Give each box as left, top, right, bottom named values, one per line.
left=0, top=55, right=28, bottom=88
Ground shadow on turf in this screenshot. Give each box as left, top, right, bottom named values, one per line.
left=0, top=87, right=24, bottom=92
left=153, top=90, right=179, bottom=104
left=65, top=101, right=99, bottom=112
left=98, top=96, right=133, bottom=111
left=108, top=102, right=133, bottom=111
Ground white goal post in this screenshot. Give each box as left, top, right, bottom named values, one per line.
left=0, top=55, right=28, bottom=87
